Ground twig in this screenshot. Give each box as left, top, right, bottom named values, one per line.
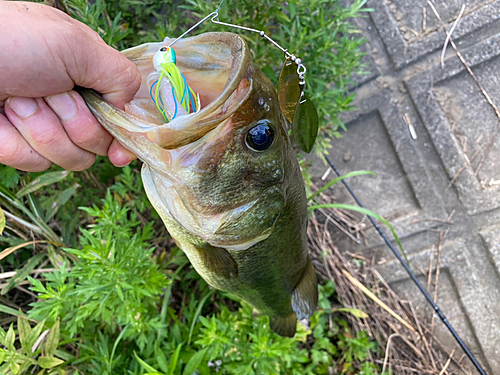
left=428, top=1, right=500, bottom=119
left=324, top=213, right=361, bottom=243
left=342, top=269, right=416, bottom=332
left=445, top=142, right=486, bottom=192
left=412, top=217, right=454, bottom=224
left=441, top=4, right=465, bottom=69
left=321, top=168, right=331, bottom=180
left=0, top=268, right=55, bottom=280
left=404, top=113, right=418, bottom=139
left=345, top=251, right=369, bottom=262
left=447, top=210, right=456, bottom=222
left=429, top=1, right=500, bottom=177
left=32, top=329, right=50, bottom=353
left=439, top=349, right=456, bottom=375
left=474, top=126, right=500, bottom=177
left=15, top=285, right=37, bottom=298
left=0, top=240, right=49, bottom=261
left=382, top=333, right=399, bottom=373
left=410, top=300, right=438, bottom=371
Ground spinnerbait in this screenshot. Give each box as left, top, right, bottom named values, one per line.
left=149, top=46, right=200, bottom=122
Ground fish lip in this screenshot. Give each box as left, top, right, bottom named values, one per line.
left=153, top=32, right=253, bottom=149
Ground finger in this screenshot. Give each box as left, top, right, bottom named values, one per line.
left=5, top=97, right=96, bottom=171
left=45, top=90, right=113, bottom=156
left=1, top=2, right=140, bottom=107
left=0, top=114, right=52, bottom=172
left=108, top=139, right=137, bottom=167
left=67, top=30, right=141, bottom=109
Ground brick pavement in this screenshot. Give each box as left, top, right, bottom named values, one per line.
left=310, top=1, right=500, bottom=373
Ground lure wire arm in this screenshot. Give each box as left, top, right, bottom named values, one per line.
left=167, top=11, right=218, bottom=48
left=166, top=5, right=308, bottom=87
left=210, top=14, right=307, bottom=93
left=324, top=155, right=488, bottom=375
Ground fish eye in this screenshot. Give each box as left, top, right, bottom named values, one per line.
left=160, top=47, right=168, bottom=52
left=245, top=120, right=275, bottom=151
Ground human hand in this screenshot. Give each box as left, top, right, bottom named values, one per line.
left=0, top=1, right=140, bottom=172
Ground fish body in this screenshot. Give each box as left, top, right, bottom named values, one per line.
left=79, top=32, right=317, bottom=336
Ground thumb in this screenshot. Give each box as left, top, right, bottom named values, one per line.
left=68, top=31, right=141, bottom=109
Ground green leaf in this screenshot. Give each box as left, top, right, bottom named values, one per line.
left=24, top=318, right=46, bottom=351
left=54, top=349, right=75, bottom=361
left=0, top=304, right=26, bottom=318
left=155, top=346, right=170, bottom=373
left=292, top=94, right=319, bottom=153
left=109, top=326, right=128, bottom=372
left=188, top=290, right=214, bottom=344
left=183, top=348, right=208, bottom=375
left=16, top=171, right=70, bottom=198
left=37, top=356, right=64, bottom=369
left=18, top=316, right=31, bottom=354
left=0, top=348, right=6, bottom=363
left=0, top=206, right=5, bottom=235
left=44, top=320, right=60, bottom=357
left=332, top=307, right=369, bottom=319
left=2, top=253, right=45, bottom=295
left=10, top=360, right=20, bottom=374
left=308, top=170, right=376, bottom=201
left=5, top=324, right=15, bottom=350
left=134, top=351, right=162, bottom=374
left=0, top=166, right=20, bottom=189
left=167, top=344, right=182, bottom=375
left=0, top=181, right=61, bottom=242
left=44, top=184, right=79, bottom=221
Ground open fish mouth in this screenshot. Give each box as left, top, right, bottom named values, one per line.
left=79, top=32, right=286, bottom=250
left=114, top=32, right=254, bottom=150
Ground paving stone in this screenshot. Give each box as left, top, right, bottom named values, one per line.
left=479, top=226, right=500, bottom=279
left=309, top=90, right=447, bottom=251
left=368, top=0, right=500, bottom=68
left=314, top=1, right=500, bottom=372
left=350, top=41, right=381, bottom=88
left=377, top=239, right=500, bottom=373
left=406, top=33, right=500, bottom=215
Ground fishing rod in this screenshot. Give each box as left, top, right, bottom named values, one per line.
left=324, top=155, right=488, bottom=375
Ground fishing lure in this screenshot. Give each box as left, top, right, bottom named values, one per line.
left=149, top=46, right=200, bottom=122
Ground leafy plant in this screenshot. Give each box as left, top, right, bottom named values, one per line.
left=0, top=317, right=65, bottom=374
left=1, top=192, right=378, bottom=374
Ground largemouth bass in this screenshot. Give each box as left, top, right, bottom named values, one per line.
left=79, top=32, right=318, bottom=337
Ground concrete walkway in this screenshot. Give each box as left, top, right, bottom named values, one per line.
left=310, top=1, right=500, bottom=373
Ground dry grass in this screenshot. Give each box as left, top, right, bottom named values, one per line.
left=308, top=186, right=473, bottom=375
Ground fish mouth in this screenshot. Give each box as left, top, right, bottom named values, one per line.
left=122, top=32, right=254, bottom=150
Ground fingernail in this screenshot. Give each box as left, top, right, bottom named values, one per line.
left=8, top=97, right=38, bottom=118
left=110, top=145, right=137, bottom=167
left=46, top=92, right=77, bottom=120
